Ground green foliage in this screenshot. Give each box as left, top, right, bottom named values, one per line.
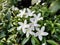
left=21, top=37, right=30, bottom=45
left=47, top=40, right=58, bottom=45
left=0, top=0, right=60, bottom=45
left=31, top=36, right=40, bottom=45
left=49, top=0, right=60, bottom=13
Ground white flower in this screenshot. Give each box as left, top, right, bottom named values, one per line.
left=30, top=13, right=43, bottom=23
left=26, top=8, right=35, bottom=17
left=17, top=20, right=29, bottom=33
left=17, top=20, right=35, bottom=37
left=33, top=13, right=43, bottom=21
left=17, top=8, right=26, bottom=18
left=36, top=26, right=48, bottom=41
left=29, top=13, right=43, bottom=30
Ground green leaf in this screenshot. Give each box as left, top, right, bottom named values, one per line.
left=31, top=36, right=40, bottom=45
left=49, top=1, right=60, bottom=13
left=6, top=9, right=11, bottom=21
left=21, top=37, right=30, bottom=45
left=47, top=40, right=58, bottom=45
left=0, top=42, right=3, bottom=45
left=31, top=37, right=35, bottom=45
left=52, top=28, right=55, bottom=34
left=7, top=0, right=17, bottom=5
left=0, top=31, right=6, bottom=38
left=8, top=27, right=15, bottom=32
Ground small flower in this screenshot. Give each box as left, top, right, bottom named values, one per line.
left=17, top=8, right=26, bottom=18
left=26, top=8, right=35, bottom=17
left=29, top=13, right=43, bottom=30
left=33, top=13, right=43, bottom=21
left=30, top=13, right=43, bottom=23
left=36, top=26, right=48, bottom=41
left=17, top=20, right=29, bottom=33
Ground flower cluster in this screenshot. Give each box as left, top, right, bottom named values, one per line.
left=17, top=8, right=48, bottom=41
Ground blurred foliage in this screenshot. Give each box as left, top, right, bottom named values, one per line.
left=0, top=0, right=60, bottom=45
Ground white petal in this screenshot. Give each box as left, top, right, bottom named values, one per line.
left=34, top=14, right=37, bottom=17
left=35, top=32, right=39, bottom=37
left=30, top=31, right=35, bottom=36
left=27, top=8, right=31, bottom=13
left=32, top=11, right=35, bottom=14
left=36, top=28, right=40, bottom=32
left=31, top=26, right=34, bottom=30
left=38, top=13, right=41, bottom=17
left=17, top=13, right=20, bottom=17
left=30, top=18, right=35, bottom=22
left=17, top=26, right=21, bottom=30
left=41, top=26, right=45, bottom=32
left=27, top=9, right=35, bottom=16
left=39, top=17, right=43, bottom=20
left=24, top=20, right=27, bottom=24
left=19, top=8, right=26, bottom=18
left=23, top=8, right=26, bottom=11
left=22, top=28, right=26, bottom=33
left=42, top=32, right=48, bottom=36
left=34, top=23, right=40, bottom=27
left=19, top=10, right=22, bottom=12
left=38, top=35, right=42, bottom=41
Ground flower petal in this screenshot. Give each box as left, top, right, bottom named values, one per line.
left=41, top=32, right=48, bottom=36
left=22, top=28, right=26, bottom=33
left=17, top=26, right=21, bottom=30
left=24, top=20, right=27, bottom=24
left=41, top=26, right=45, bottom=32
left=38, top=35, right=42, bottom=41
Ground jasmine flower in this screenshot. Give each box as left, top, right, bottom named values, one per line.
left=17, top=8, right=26, bottom=18
left=26, top=8, right=35, bottom=17
left=29, top=13, right=43, bottom=30
left=30, top=13, right=43, bottom=23
left=17, top=20, right=29, bottom=33
left=36, top=26, right=48, bottom=41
